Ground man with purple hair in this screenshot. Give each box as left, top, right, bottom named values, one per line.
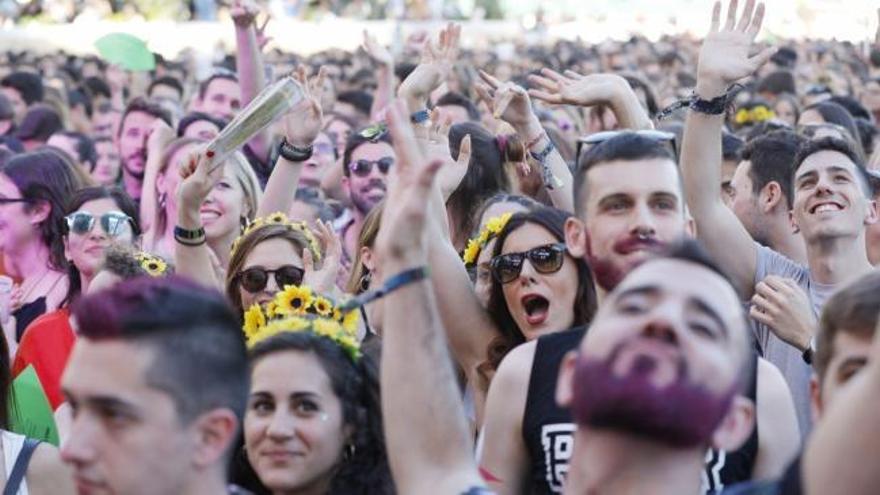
left=60, top=276, right=249, bottom=495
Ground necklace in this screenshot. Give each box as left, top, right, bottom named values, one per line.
left=18, top=268, right=57, bottom=306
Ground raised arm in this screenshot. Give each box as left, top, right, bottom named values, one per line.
left=475, top=71, right=574, bottom=212
left=139, top=119, right=176, bottom=237
left=231, top=0, right=270, bottom=160
left=528, top=69, right=653, bottom=131
left=362, top=31, right=395, bottom=120
left=397, top=23, right=460, bottom=114
left=680, top=0, right=775, bottom=299
left=174, top=150, right=225, bottom=288
left=377, top=98, right=484, bottom=494
left=257, top=66, right=325, bottom=217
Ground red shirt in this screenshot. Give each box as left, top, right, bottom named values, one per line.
left=12, top=308, right=75, bottom=410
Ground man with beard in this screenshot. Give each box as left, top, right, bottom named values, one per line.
left=680, top=0, right=876, bottom=436
left=336, top=130, right=395, bottom=264
left=478, top=131, right=798, bottom=494
left=116, top=97, right=173, bottom=204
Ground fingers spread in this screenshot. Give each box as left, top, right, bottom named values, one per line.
left=736, top=0, right=756, bottom=32
left=724, top=0, right=739, bottom=31
left=710, top=1, right=722, bottom=32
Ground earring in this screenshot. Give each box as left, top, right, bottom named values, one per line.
left=344, top=443, right=356, bottom=460
left=359, top=272, right=372, bottom=292
left=159, top=192, right=167, bottom=210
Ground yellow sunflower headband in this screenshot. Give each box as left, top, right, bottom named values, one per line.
left=231, top=212, right=322, bottom=261
left=243, top=284, right=361, bottom=361
left=135, top=252, right=170, bottom=277
left=734, top=106, right=775, bottom=126
left=462, top=212, right=513, bottom=267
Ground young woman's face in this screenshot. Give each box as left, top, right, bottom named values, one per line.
left=773, top=99, right=798, bottom=127
left=497, top=223, right=579, bottom=341
left=473, top=201, right=530, bottom=308
left=238, top=237, right=305, bottom=311
left=0, top=173, right=38, bottom=253
left=64, top=198, right=136, bottom=279
left=245, top=350, right=348, bottom=494
left=93, top=140, right=122, bottom=186
left=201, top=163, right=247, bottom=242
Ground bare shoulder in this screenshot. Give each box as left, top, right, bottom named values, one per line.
left=492, top=341, right=538, bottom=396
left=26, top=443, right=75, bottom=495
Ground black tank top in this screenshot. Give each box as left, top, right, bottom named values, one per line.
left=521, top=329, right=760, bottom=495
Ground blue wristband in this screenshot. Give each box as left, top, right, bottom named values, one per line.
left=340, top=266, right=430, bottom=311
left=410, top=109, right=430, bottom=124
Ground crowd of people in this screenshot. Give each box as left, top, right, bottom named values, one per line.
left=1, top=0, right=880, bottom=493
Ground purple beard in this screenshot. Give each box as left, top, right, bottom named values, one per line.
left=570, top=341, right=738, bottom=449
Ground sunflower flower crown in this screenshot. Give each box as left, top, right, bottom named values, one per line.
left=231, top=212, right=322, bottom=261
left=734, top=106, right=775, bottom=126
left=462, top=212, right=513, bottom=267
left=135, top=252, right=170, bottom=277
left=243, top=284, right=361, bottom=361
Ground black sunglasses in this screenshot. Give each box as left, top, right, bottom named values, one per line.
left=348, top=157, right=394, bottom=177
left=238, top=265, right=305, bottom=293
left=575, top=130, right=677, bottom=166
left=490, top=243, right=567, bottom=284
left=65, top=211, right=134, bottom=237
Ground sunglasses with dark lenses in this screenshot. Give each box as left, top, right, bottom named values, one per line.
left=490, top=243, right=567, bottom=284
left=65, top=211, right=134, bottom=237
left=575, top=130, right=677, bottom=167
left=238, top=265, right=305, bottom=293
left=348, top=157, right=394, bottom=177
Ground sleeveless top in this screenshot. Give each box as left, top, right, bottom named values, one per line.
left=13, top=298, right=46, bottom=342
left=2, top=430, right=31, bottom=495
left=521, top=328, right=760, bottom=495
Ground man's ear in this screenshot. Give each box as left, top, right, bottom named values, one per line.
left=710, top=396, right=755, bottom=452
left=684, top=207, right=697, bottom=238
left=810, top=374, right=824, bottom=423
left=788, top=210, right=800, bottom=234
left=556, top=351, right=579, bottom=408
left=761, top=182, right=784, bottom=213
left=564, top=217, right=587, bottom=259
left=27, top=199, right=51, bottom=226
left=191, top=409, right=238, bottom=469
left=864, top=198, right=878, bottom=226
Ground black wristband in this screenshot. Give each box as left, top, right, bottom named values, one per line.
left=339, top=266, right=430, bottom=311
left=689, top=92, right=728, bottom=115
left=278, top=138, right=313, bottom=162
left=174, top=225, right=206, bottom=246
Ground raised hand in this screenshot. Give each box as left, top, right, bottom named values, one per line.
left=230, top=0, right=259, bottom=27
left=398, top=23, right=461, bottom=103
left=283, top=65, right=326, bottom=147
left=420, top=108, right=472, bottom=200
left=146, top=119, right=175, bottom=159
left=302, top=220, right=342, bottom=295
left=375, top=99, right=445, bottom=263
left=474, top=70, right=536, bottom=129
left=697, top=0, right=776, bottom=96
left=749, top=275, right=816, bottom=352
left=362, top=30, right=394, bottom=68
left=528, top=69, right=629, bottom=107
left=177, top=148, right=222, bottom=213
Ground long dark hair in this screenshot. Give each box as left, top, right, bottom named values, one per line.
left=0, top=150, right=89, bottom=271
left=61, top=186, right=142, bottom=306
left=485, top=207, right=597, bottom=371
left=246, top=332, right=393, bottom=495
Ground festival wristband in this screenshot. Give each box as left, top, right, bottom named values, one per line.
left=339, top=266, right=430, bottom=311
left=174, top=225, right=206, bottom=246
left=530, top=141, right=563, bottom=190
left=278, top=138, right=313, bottom=162
left=410, top=109, right=430, bottom=125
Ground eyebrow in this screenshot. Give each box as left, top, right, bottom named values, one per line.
left=597, top=193, right=633, bottom=207
left=690, top=298, right=729, bottom=341
left=614, top=285, right=659, bottom=301
left=63, top=389, right=140, bottom=415
left=837, top=356, right=868, bottom=372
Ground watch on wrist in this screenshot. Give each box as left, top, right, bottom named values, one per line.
left=278, top=138, right=314, bottom=162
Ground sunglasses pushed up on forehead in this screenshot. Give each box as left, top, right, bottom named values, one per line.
left=64, top=211, right=134, bottom=237
left=490, top=243, right=568, bottom=284
left=575, top=130, right=678, bottom=167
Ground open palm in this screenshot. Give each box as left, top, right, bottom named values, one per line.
left=697, top=0, right=776, bottom=86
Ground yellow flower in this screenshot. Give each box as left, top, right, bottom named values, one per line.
left=313, top=318, right=342, bottom=339
left=276, top=285, right=314, bottom=315
left=267, top=212, right=289, bottom=224
left=332, top=307, right=343, bottom=322
left=265, top=301, right=279, bottom=318
left=342, top=310, right=360, bottom=334
left=486, top=212, right=513, bottom=235
left=243, top=304, right=266, bottom=341
left=462, top=238, right=482, bottom=265
left=313, top=297, right=333, bottom=317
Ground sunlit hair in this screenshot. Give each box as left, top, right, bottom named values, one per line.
left=346, top=202, right=383, bottom=295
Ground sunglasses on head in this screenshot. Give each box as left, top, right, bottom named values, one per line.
left=65, top=211, right=134, bottom=237
left=575, top=130, right=677, bottom=166
left=490, top=243, right=567, bottom=284
left=348, top=157, right=394, bottom=177
left=238, top=265, right=305, bottom=293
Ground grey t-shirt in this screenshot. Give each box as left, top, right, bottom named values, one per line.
left=753, top=244, right=837, bottom=438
